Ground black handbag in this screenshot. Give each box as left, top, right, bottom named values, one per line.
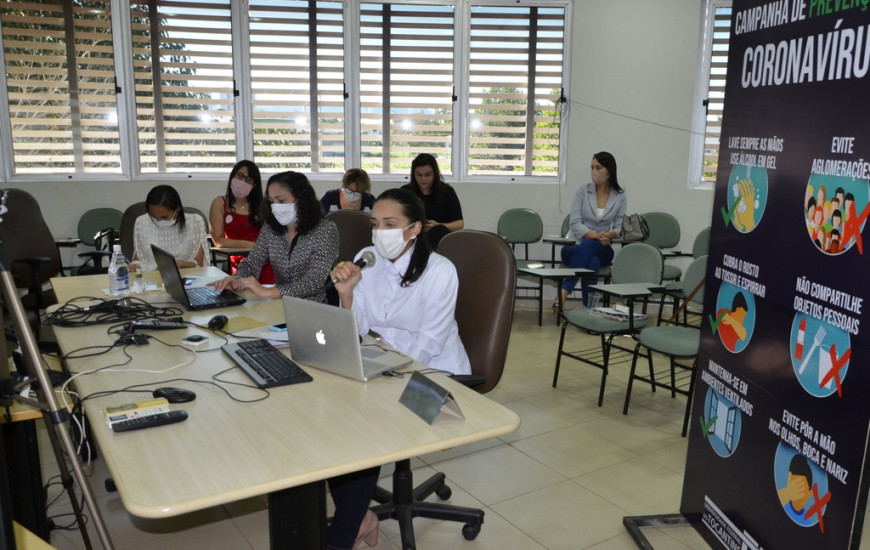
left=621, top=213, right=650, bottom=242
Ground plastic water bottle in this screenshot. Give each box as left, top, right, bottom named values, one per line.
left=108, top=244, right=130, bottom=297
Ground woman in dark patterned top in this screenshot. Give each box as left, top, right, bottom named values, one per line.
left=209, top=171, right=338, bottom=303
left=209, top=179, right=375, bottom=550
left=401, top=153, right=463, bottom=248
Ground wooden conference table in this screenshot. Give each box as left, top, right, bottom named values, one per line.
left=50, top=268, right=520, bottom=549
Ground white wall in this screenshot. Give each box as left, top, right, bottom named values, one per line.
left=14, top=0, right=714, bottom=283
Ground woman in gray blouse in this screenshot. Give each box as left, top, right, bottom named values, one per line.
left=559, top=151, right=627, bottom=310
left=210, top=170, right=338, bottom=303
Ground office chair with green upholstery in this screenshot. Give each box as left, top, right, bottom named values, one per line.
left=75, top=207, right=123, bottom=275
left=643, top=212, right=683, bottom=282
left=326, top=209, right=373, bottom=263
left=545, top=214, right=573, bottom=267
left=658, top=226, right=711, bottom=326
left=692, top=226, right=711, bottom=257
left=498, top=208, right=543, bottom=263
left=625, top=255, right=707, bottom=436
left=370, top=230, right=516, bottom=549
left=497, top=208, right=543, bottom=300
left=553, top=242, right=663, bottom=407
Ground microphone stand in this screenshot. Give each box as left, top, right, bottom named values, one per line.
left=0, top=240, right=113, bottom=549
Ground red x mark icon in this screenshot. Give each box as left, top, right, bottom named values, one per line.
left=840, top=201, right=870, bottom=254
left=804, top=483, right=831, bottom=533
left=820, top=344, right=851, bottom=397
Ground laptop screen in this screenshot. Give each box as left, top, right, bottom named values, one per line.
left=151, top=244, right=191, bottom=307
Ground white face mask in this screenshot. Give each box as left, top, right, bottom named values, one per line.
left=343, top=187, right=362, bottom=203
left=152, top=213, right=177, bottom=229
left=373, top=224, right=414, bottom=260
left=271, top=202, right=297, bottom=226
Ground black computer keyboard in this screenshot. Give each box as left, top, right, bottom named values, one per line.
left=187, top=286, right=220, bottom=306
left=222, top=339, right=312, bottom=388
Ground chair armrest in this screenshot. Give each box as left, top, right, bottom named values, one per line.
left=13, top=257, right=50, bottom=304
left=55, top=238, right=81, bottom=248
left=449, top=374, right=488, bottom=388
left=663, top=250, right=691, bottom=258
left=78, top=251, right=111, bottom=260
left=13, top=256, right=50, bottom=269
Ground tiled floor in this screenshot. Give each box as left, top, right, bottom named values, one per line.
left=37, top=303, right=729, bottom=549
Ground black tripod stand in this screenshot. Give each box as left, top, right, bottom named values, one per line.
left=0, top=241, right=114, bottom=549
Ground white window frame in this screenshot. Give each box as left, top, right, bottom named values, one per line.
left=0, top=0, right=571, bottom=184
left=688, top=0, right=731, bottom=190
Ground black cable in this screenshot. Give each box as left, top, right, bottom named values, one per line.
left=42, top=295, right=184, bottom=328
left=81, top=375, right=269, bottom=404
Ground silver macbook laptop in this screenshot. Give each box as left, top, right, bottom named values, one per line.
left=281, top=296, right=412, bottom=381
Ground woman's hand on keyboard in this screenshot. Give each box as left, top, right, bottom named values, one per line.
left=208, top=276, right=247, bottom=292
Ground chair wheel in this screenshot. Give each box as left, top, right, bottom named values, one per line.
left=435, top=485, right=452, bottom=500
left=462, top=523, right=481, bottom=540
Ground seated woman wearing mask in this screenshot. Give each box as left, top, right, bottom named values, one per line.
left=131, top=184, right=210, bottom=272
left=330, top=187, right=471, bottom=376
left=327, top=188, right=471, bottom=548
left=208, top=159, right=275, bottom=283
left=210, top=176, right=375, bottom=550
left=208, top=171, right=337, bottom=301
left=558, top=151, right=627, bottom=310
left=320, top=168, right=376, bottom=214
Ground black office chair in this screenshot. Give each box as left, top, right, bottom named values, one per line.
left=370, top=230, right=516, bottom=549
left=0, top=189, right=63, bottom=333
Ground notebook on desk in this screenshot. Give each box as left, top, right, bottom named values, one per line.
left=152, top=244, right=246, bottom=311
left=282, top=296, right=412, bottom=381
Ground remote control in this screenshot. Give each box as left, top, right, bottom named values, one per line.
left=131, top=318, right=187, bottom=330
left=111, top=410, right=188, bottom=432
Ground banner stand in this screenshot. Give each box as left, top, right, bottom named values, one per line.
left=623, top=514, right=688, bottom=550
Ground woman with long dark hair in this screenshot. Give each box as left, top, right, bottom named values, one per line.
left=401, top=153, right=463, bottom=248
left=558, top=151, right=627, bottom=310
left=208, top=160, right=275, bottom=282
left=330, top=187, right=470, bottom=375
left=209, top=171, right=337, bottom=302
left=327, top=188, right=473, bottom=546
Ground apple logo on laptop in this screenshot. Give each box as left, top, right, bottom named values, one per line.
left=315, top=330, right=326, bottom=345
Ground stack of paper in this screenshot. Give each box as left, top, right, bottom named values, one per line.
left=590, top=307, right=647, bottom=322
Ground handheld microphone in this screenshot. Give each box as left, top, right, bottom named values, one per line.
left=327, top=250, right=376, bottom=288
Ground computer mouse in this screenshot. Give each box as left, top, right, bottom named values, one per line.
left=207, top=314, right=228, bottom=330
left=152, top=387, right=196, bottom=404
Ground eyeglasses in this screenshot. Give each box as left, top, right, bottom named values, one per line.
left=236, top=174, right=254, bottom=184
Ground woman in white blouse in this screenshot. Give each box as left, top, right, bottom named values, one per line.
left=330, top=187, right=471, bottom=376
left=131, top=185, right=210, bottom=272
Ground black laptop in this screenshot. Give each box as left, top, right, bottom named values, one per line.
left=151, top=244, right=246, bottom=311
